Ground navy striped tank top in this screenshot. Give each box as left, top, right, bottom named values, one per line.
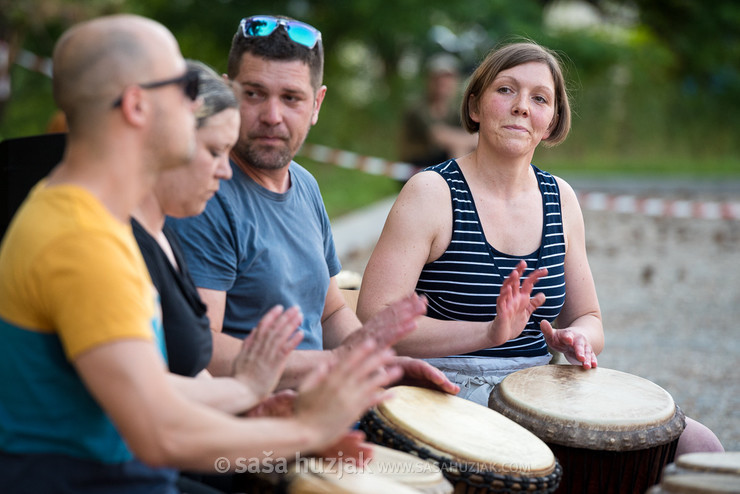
left=415, top=160, right=566, bottom=358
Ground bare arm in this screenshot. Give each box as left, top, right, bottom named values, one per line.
left=75, top=340, right=319, bottom=471
left=540, top=178, right=604, bottom=367
left=167, top=371, right=261, bottom=416
left=74, top=338, right=399, bottom=472
left=197, top=268, right=456, bottom=393
left=429, top=123, right=478, bottom=158
left=357, top=172, right=538, bottom=357
left=321, top=276, right=363, bottom=349
left=197, top=287, right=242, bottom=377
left=274, top=284, right=431, bottom=390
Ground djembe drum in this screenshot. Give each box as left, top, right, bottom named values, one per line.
left=646, top=452, right=740, bottom=493
left=367, top=444, right=454, bottom=493
left=240, top=443, right=453, bottom=493
left=360, top=385, right=562, bottom=494
left=488, top=365, right=686, bottom=494
left=284, top=469, right=424, bottom=494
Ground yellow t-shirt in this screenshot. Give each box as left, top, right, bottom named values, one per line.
left=0, top=182, right=161, bottom=359
left=0, top=182, right=168, bottom=467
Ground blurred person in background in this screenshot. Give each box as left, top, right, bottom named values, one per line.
left=399, top=52, right=477, bottom=171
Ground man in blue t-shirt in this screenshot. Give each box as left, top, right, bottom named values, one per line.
left=168, top=16, right=459, bottom=392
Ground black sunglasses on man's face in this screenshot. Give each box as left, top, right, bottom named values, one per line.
left=112, top=68, right=200, bottom=108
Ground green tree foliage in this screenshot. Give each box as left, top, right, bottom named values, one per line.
left=624, top=0, right=740, bottom=158
left=0, top=0, right=123, bottom=126
left=1, top=0, right=738, bottom=169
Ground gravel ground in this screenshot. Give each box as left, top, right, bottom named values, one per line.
left=335, top=185, right=740, bottom=453
left=581, top=208, right=740, bottom=453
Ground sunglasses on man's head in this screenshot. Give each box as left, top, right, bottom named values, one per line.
left=238, top=15, right=322, bottom=49
left=112, top=68, right=200, bottom=108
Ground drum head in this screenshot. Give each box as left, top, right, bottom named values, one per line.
left=376, top=385, right=556, bottom=477
left=302, top=468, right=426, bottom=494
left=489, top=365, right=686, bottom=451
left=367, top=445, right=452, bottom=494
left=675, top=452, right=740, bottom=475
left=659, top=472, right=740, bottom=493
left=287, top=452, right=425, bottom=494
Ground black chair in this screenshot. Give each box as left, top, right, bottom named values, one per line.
left=0, top=133, right=66, bottom=239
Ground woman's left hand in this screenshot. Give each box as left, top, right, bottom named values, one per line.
left=540, top=320, right=598, bottom=369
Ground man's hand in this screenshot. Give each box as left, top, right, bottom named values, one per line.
left=233, top=305, right=303, bottom=401
left=391, top=356, right=460, bottom=394
left=337, top=293, right=427, bottom=356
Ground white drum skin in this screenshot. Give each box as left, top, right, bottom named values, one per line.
left=362, top=385, right=563, bottom=494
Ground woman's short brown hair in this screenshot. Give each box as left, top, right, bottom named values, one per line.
left=461, top=41, right=571, bottom=147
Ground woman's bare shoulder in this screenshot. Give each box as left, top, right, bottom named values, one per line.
left=396, top=169, right=451, bottom=208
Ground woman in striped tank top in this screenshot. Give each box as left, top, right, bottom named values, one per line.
left=358, top=41, right=722, bottom=456
left=359, top=41, right=601, bottom=401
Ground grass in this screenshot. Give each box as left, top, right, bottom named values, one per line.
left=300, top=156, right=402, bottom=220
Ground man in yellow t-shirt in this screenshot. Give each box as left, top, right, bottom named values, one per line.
left=0, top=14, right=410, bottom=493
left=0, top=183, right=174, bottom=488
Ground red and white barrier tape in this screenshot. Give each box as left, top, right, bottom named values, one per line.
left=300, top=144, right=739, bottom=221
left=577, top=192, right=740, bottom=221
left=299, top=143, right=417, bottom=182
left=0, top=42, right=54, bottom=101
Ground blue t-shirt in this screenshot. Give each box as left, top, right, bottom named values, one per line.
left=167, top=160, right=341, bottom=350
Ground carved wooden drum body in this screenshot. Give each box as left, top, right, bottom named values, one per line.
left=361, top=385, right=562, bottom=494
left=488, top=365, right=686, bottom=494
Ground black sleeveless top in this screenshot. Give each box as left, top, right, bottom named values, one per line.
left=415, top=160, right=566, bottom=358
left=132, top=219, right=213, bottom=376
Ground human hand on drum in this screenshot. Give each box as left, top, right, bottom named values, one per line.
left=232, top=305, right=304, bottom=402
left=391, top=356, right=460, bottom=395
left=295, top=339, right=402, bottom=452
left=539, top=320, right=598, bottom=368
left=488, top=261, right=548, bottom=345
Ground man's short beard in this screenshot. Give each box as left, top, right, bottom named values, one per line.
left=232, top=139, right=293, bottom=171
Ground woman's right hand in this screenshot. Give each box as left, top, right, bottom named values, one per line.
left=487, top=261, right=548, bottom=346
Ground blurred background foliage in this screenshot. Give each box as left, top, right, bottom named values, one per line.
left=1, top=0, right=739, bottom=188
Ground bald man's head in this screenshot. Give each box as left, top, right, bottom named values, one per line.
left=52, top=15, right=182, bottom=130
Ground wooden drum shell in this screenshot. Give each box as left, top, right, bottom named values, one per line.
left=488, top=365, right=686, bottom=494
